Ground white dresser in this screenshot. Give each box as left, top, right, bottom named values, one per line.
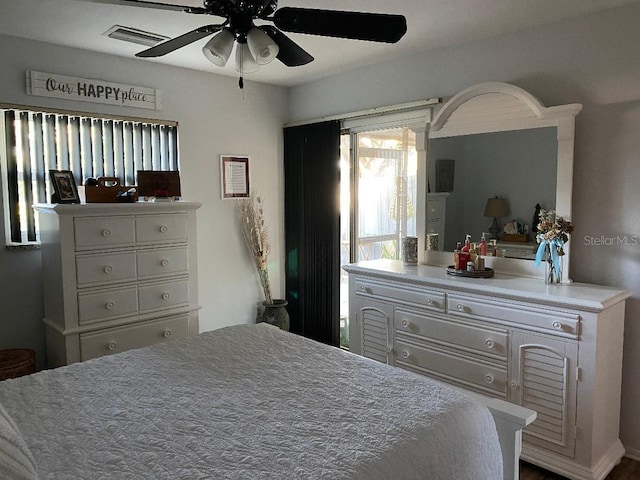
left=344, top=259, right=630, bottom=480
left=426, top=193, right=448, bottom=251
left=34, top=202, right=201, bottom=367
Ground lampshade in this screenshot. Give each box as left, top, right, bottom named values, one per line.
left=235, top=42, right=260, bottom=74
left=484, top=197, right=509, bottom=218
left=202, top=29, right=234, bottom=67
left=246, top=27, right=279, bottom=65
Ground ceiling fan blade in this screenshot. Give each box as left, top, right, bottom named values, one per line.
left=259, top=26, right=314, bottom=66
left=273, top=7, right=407, bottom=44
left=81, top=0, right=193, bottom=13
left=136, top=25, right=223, bottom=57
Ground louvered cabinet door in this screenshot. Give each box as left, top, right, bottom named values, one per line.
left=352, top=297, right=393, bottom=364
left=510, top=330, right=578, bottom=458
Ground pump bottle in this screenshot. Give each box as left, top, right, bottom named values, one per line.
left=480, top=233, right=488, bottom=256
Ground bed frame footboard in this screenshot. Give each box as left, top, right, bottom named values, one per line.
left=470, top=394, right=537, bottom=480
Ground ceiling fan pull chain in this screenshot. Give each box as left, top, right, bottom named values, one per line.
left=238, top=46, right=244, bottom=90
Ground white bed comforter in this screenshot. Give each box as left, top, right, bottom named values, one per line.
left=0, top=323, right=502, bottom=479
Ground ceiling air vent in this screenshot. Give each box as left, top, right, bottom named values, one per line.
left=104, top=25, right=169, bottom=47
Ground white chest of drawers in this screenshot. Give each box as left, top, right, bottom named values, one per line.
left=426, top=193, right=448, bottom=250
left=34, top=202, right=201, bottom=367
left=344, top=259, right=630, bottom=480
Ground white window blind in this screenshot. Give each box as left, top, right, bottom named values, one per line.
left=1, top=108, right=179, bottom=245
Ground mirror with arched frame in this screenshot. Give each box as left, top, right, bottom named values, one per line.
left=420, top=82, right=582, bottom=279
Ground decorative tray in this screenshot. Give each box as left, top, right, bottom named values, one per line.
left=446, top=266, right=494, bottom=278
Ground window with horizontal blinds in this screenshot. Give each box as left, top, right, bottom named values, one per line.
left=1, top=108, right=179, bottom=245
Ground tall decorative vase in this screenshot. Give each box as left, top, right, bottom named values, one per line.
left=256, top=299, right=290, bottom=331
left=544, top=245, right=562, bottom=284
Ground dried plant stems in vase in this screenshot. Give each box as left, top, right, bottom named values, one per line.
left=239, top=195, right=272, bottom=304
left=238, top=195, right=289, bottom=331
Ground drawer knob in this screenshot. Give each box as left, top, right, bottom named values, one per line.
left=456, top=304, right=464, bottom=311
left=485, top=339, right=495, bottom=349
left=484, top=374, right=494, bottom=384
left=103, top=265, right=113, bottom=274
left=107, top=342, right=117, bottom=351
left=401, top=350, right=410, bottom=359
left=161, top=292, right=171, bottom=300
left=163, top=329, right=172, bottom=338
left=105, top=301, right=115, bottom=310
left=425, top=299, right=434, bottom=306
left=160, top=259, right=169, bottom=267
left=510, top=381, right=519, bottom=390
left=159, top=225, right=168, bottom=233
left=401, top=319, right=409, bottom=328
left=102, top=229, right=111, bottom=237
left=552, top=321, right=563, bottom=330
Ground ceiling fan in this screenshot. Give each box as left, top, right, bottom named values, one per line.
left=90, top=0, right=408, bottom=87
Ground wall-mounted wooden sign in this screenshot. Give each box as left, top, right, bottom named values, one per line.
left=26, top=70, right=161, bottom=110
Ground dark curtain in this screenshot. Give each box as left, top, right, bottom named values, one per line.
left=284, top=120, right=341, bottom=346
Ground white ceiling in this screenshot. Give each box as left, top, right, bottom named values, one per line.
left=1, top=0, right=639, bottom=87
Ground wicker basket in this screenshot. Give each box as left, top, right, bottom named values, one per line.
left=0, top=349, right=35, bottom=380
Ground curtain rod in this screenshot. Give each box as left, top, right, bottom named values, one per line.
left=283, top=97, right=442, bottom=128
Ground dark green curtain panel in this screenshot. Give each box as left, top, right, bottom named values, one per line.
left=284, top=120, right=341, bottom=346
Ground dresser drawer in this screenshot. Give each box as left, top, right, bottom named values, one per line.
left=395, top=339, right=508, bottom=397
left=427, top=197, right=445, bottom=218
left=138, top=279, right=189, bottom=313
left=137, top=247, right=188, bottom=279
left=448, top=295, right=580, bottom=339
left=76, top=252, right=137, bottom=287
left=135, top=214, right=187, bottom=245
left=78, top=287, right=138, bottom=325
left=395, top=309, right=508, bottom=359
left=355, top=280, right=445, bottom=312
left=74, top=216, right=135, bottom=250
left=79, top=315, right=189, bottom=361
left=426, top=219, right=443, bottom=235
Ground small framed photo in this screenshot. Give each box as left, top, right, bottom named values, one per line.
left=49, top=170, right=80, bottom=204
left=220, top=155, right=250, bottom=199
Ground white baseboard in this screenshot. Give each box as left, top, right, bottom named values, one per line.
left=623, top=446, right=640, bottom=462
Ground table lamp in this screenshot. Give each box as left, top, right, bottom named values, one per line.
left=484, top=196, right=509, bottom=240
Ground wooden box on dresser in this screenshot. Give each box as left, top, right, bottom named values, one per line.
left=34, top=202, right=201, bottom=367
left=344, top=259, right=631, bottom=480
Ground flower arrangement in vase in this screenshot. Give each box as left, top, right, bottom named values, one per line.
left=238, top=195, right=289, bottom=330
left=534, top=209, right=574, bottom=284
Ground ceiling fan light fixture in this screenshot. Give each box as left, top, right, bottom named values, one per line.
left=235, top=42, right=260, bottom=74
left=202, top=28, right=234, bottom=67
left=246, top=27, right=279, bottom=65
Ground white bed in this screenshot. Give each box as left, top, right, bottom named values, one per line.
left=1, top=323, right=523, bottom=479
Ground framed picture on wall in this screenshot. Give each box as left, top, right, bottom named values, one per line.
left=49, top=170, right=80, bottom=204
left=220, top=155, right=250, bottom=199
